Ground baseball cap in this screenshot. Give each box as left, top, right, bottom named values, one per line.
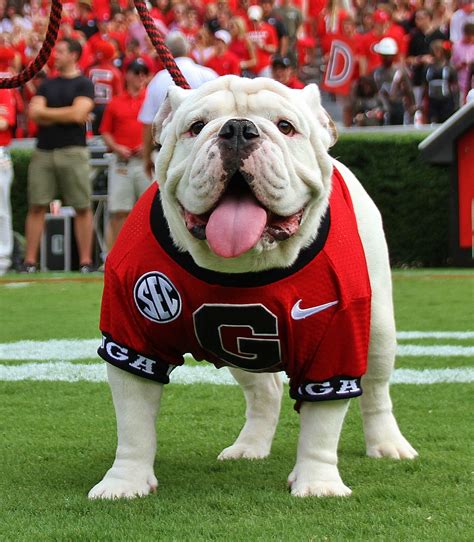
left=206, top=18, right=221, bottom=34
left=126, top=58, right=150, bottom=75
left=271, top=54, right=292, bottom=68
left=248, top=5, right=263, bottom=21
left=214, top=29, right=232, bottom=45
left=373, top=37, right=398, bottom=55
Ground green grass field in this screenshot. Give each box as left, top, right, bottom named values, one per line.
left=0, top=270, right=473, bottom=541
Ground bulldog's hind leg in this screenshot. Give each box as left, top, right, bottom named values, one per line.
left=88, top=364, right=163, bottom=499
left=218, top=369, right=283, bottom=460
left=360, top=296, right=418, bottom=460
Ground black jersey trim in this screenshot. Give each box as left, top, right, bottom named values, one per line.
left=98, top=334, right=176, bottom=384
left=290, top=376, right=363, bottom=402
left=150, top=191, right=330, bottom=287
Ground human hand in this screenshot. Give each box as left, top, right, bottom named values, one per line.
left=114, top=144, right=132, bottom=160
left=28, top=99, right=45, bottom=120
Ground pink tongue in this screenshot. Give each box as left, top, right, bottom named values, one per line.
left=206, top=192, right=267, bottom=258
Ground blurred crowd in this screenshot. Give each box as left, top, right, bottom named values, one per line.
left=0, top=0, right=472, bottom=132
left=0, top=0, right=474, bottom=274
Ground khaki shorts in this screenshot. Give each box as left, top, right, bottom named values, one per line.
left=107, top=155, right=151, bottom=213
left=28, top=146, right=92, bottom=209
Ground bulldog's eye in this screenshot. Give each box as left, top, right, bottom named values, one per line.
left=277, top=120, right=295, bottom=136
left=189, top=121, right=206, bottom=136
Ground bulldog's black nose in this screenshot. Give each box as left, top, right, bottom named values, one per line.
left=218, top=119, right=259, bottom=147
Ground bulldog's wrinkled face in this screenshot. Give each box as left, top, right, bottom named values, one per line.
left=153, top=76, right=336, bottom=273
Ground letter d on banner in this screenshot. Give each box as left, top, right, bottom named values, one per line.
left=322, top=39, right=355, bottom=96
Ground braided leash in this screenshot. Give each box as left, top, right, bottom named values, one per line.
left=134, top=0, right=190, bottom=89
left=0, top=0, right=190, bottom=89
left=0, top=0, right=62, bottom=89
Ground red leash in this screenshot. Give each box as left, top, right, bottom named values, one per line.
left=0, top=0, right=190, bottom=90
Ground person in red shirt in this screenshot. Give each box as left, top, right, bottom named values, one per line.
left=359, top=9, right=408, bottom=75
left=0, top=46, right=19, bottom=77
left=73, top=0, right=98, bottom=40
left=99, top=59, right=151, bottom=250
left=206, top=30, right=242, bottom=76
left=93, top=0, right=111, bottom=22
left=316, top=3, right=349, bottom=57
left=270, top=54, right=305, bottom=88
left=85, top=40, right=124, bottom=134
left=179, top=7, right=202, bottom=46
left=58, top=17, right=84, bottom=42
left=246, top=4, right=279, bottom=76
left=234, top=0, right=252, bottom=27
left=228, top=16, right=258, bottom=76
left=0, top=88, right=16, bottom=274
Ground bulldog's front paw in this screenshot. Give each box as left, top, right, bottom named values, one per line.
left=287, top=464, right=352, bottom=498
left=364, top=413, right=418, bottom=459
left=366, top=436, right=418, bottom=460
left=88, top=467, right=158, bottom=500
left=217, top=442, right=271, bottom=461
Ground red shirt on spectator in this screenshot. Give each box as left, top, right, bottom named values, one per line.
left=308, top=0, right=326, bottom=19
left=247, top=22, right=278, bottom=74
left=229, top=37, right=252, bottom=64
left=286, top=75, right=305, bottom=89
left=0, top=89, right=16, bottom=146
left=93, top=0, right=111, bottom=21
left=99, top=89, right=146, bottom=151
left=206, top=50, right=241, bottom=76
left=316, top=8, right=349, bottom=54
left=86, top=60, right=124, bottom=105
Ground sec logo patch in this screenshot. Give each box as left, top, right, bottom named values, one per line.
left=134, top=272, right=182, bottom=323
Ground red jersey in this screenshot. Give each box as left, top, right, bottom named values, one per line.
left=99, top=167, right=371, bottom=404
left=247, top=22, right=279, bottom=74
left=0, top=89, right=16, bottom=146
left=86, top=61, right=124, bottom=105
left=206, top=51, right=241, bottom=76
left=99, top=89, right=146, bottom=150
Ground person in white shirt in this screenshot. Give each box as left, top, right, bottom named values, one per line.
left=139, top=31, right=218, bottom=179
left=450, top=0, right=474, bottom=43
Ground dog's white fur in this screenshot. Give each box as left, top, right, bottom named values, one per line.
left=89, top=76, right=417, bottom=500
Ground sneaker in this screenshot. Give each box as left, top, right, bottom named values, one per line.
left=17, top=262, right=37, bottom=273
left=79, top=263, right=98, bottom=274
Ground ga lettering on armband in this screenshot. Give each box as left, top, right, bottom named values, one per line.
left=291, top=376, right=363, bottom=402
left=98, top=334, right=176, bottom=384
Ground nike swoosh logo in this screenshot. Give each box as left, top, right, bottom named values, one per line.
left=291, top=300, right=339, bottom=320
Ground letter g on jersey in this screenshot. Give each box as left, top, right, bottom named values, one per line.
left=134, top=271, right=182, bottom=323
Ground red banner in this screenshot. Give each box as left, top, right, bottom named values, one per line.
left=322, top=38, right=356, bottom=96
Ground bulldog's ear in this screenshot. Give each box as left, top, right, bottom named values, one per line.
left=152, top=86, right=193, bottom=146
left=300, top=84, right=338, bottom=149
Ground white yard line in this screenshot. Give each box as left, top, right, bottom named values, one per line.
left=0, top=362, right=473, bottom=384
left=1, top=336, right=474, bottom=361
left=397, top=331, right=474, bottom=340
left=397, top=345, right=474, bottom=356
left=0, top=339, right=100, bottom=360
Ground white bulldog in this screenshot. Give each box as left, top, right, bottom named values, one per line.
left=89, top=76, right=417, bottom=500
